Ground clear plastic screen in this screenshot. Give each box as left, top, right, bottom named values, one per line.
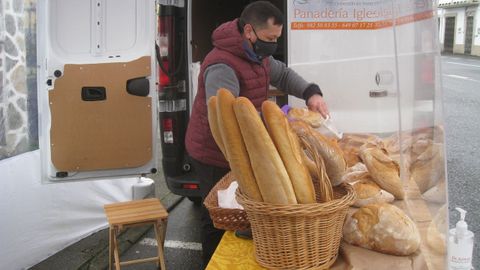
left=288, top=0, right=447, bottom=268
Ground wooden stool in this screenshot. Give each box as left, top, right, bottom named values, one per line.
left=104, top=198, right=168, bottom=270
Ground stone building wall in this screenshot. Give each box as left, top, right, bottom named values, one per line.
left=0, top=0, right=35, bottom=159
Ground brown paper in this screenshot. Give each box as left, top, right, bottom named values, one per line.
left=340, top=242, right=428, bottom=270
left=49, top=56, right=153, bottom=171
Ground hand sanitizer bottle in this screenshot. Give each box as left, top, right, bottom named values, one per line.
left=448, top=207, right=474, bottom=270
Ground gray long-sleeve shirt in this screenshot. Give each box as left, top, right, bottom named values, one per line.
left=204, top=56, right=312, bottom=102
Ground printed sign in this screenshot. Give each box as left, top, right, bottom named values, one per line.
left=290, top=0, right=434, bottom=30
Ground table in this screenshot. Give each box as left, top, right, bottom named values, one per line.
left=206, top=231, right=346, bottom=269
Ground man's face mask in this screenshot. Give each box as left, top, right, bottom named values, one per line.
left=250, top=27, right=278, bottom=59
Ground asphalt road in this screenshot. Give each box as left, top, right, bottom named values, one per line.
left=442, top=54, right=480, bottom=269
left=122, top=54, right=480, bottom=270
left=119, top=199, right=203, bottom=270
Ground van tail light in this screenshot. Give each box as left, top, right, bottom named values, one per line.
left=157, top=11, right=174, bottom=90
left=163, top=118, right=174, bottom=144
left=159, top=59, right=170, bottom=86
left=182, top=183, right=199, bottom=190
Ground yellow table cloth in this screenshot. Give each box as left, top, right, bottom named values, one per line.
left=206, top=231, right=266, bottom=269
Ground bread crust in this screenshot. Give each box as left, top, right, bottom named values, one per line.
left=359, top=147, right=405, bottom=200
left=207, top=96, right=227, bottom=159
left=343, top=203, right=420, bottom=256
left=216, top=89, right=263, bottom=201
left=262, top=101, right=316, bottom=204
left=234, top=97, right=297, bottom=204
left=290, top=120, right=347, bottom=186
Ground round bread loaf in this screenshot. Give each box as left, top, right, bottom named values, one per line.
left=343, top=203, right=420, bottom=256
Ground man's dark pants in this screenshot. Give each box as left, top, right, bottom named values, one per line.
left=191, top=158, right=229, bottom=269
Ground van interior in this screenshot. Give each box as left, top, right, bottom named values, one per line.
left=158, top=0, right=288, bottom=202
left=190, top=0, right=287, bottom=63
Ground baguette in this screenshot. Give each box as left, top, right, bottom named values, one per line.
left=234, top=97, right=297, bottom=204
left=262, top=101, right=316, bottom=204
left=207, top=96, right=227, bottom=159
left=216, top=89, right=262, bottom=201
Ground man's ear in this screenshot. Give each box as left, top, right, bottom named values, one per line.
left=243, top=24, right=254, bottom=40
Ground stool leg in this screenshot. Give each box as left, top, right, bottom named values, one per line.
left=112, top=227, right=121, bottom=270
left=154, top=220, right=168, bottom=270
left=109, top=227, right=114, bottom=270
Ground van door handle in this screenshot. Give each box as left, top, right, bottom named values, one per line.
left=369, top=90, right=388, bottom=98
left=82, top=87, right=106, bottom=101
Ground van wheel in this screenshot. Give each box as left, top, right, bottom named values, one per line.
left=188, top=196, right=202, bottom=206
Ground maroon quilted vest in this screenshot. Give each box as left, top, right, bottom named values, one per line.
left=185, top=19, right=270, bottom=168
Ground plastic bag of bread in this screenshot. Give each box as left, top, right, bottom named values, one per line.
left=340, top=133, right=384, bottom=150
left=351, top=179, right=395, bottom=207
left=286, top=107, right=324, bottom=128
left=359, top=147, right=405, bottom=199
left=343, top=203, right=420, bottom=256
left=339, top=134, right=384, bottom=167
left=290, top=120, right=347, bottom=186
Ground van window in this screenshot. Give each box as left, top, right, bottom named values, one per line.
left=0, top=0, right=38, bottom=160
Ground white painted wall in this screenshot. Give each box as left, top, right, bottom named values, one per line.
left=438, top=9, right=446, bottom=46
left=455, top=8, right=466, bottom=45
left=475, top=6, right=480, bottom=46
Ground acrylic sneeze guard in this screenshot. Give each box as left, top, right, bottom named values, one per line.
left=288, top=0, right=447, bottom=269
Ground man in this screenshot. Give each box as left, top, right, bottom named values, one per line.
left=185, top=1, right=329, bottom=267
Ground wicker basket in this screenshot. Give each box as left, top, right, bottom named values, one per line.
left=236, top=184, right=355, bottom=270
left=204, top=172, right=250, bottom=231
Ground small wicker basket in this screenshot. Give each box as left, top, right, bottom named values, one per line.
left=236, top=184, right=355, bottom=270
left=204, top=172, right=250, bottom=231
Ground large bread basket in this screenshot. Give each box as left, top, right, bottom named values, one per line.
left=204, top=172, right=250, bottom=231
left=236, top=183, right=355, bottom=270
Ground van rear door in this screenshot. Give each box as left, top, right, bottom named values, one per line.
left=37, top=0, right=158, bottom=181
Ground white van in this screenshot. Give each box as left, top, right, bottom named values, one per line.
left=37, top=0, right=443, bottom=204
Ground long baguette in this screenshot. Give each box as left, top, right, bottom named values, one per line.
left=233, top=97, right=297, bottom=204
left=262, top=101, right=316, bottom=204
left=216, top=89, right=263, bottom=201
left=207, top=96, right=227, bottom=159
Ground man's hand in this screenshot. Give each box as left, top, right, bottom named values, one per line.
left=307, top=94, right=329, bottom=119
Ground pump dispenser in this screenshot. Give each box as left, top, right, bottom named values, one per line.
left=448, top=207, right=474, bottom=270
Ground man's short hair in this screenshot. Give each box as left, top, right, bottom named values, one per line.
left=239, top=1, right=283, bottom=30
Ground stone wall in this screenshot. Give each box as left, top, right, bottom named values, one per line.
left=0, top=0, right=36, bottom=159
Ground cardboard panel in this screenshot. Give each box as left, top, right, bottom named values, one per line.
left=49, top=56, right=153, bottom=172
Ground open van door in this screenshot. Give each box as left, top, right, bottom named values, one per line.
left=37, top=0, right=158, bottom=181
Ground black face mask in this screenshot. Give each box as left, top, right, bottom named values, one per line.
left=251, top=27, right=278, bottom=59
